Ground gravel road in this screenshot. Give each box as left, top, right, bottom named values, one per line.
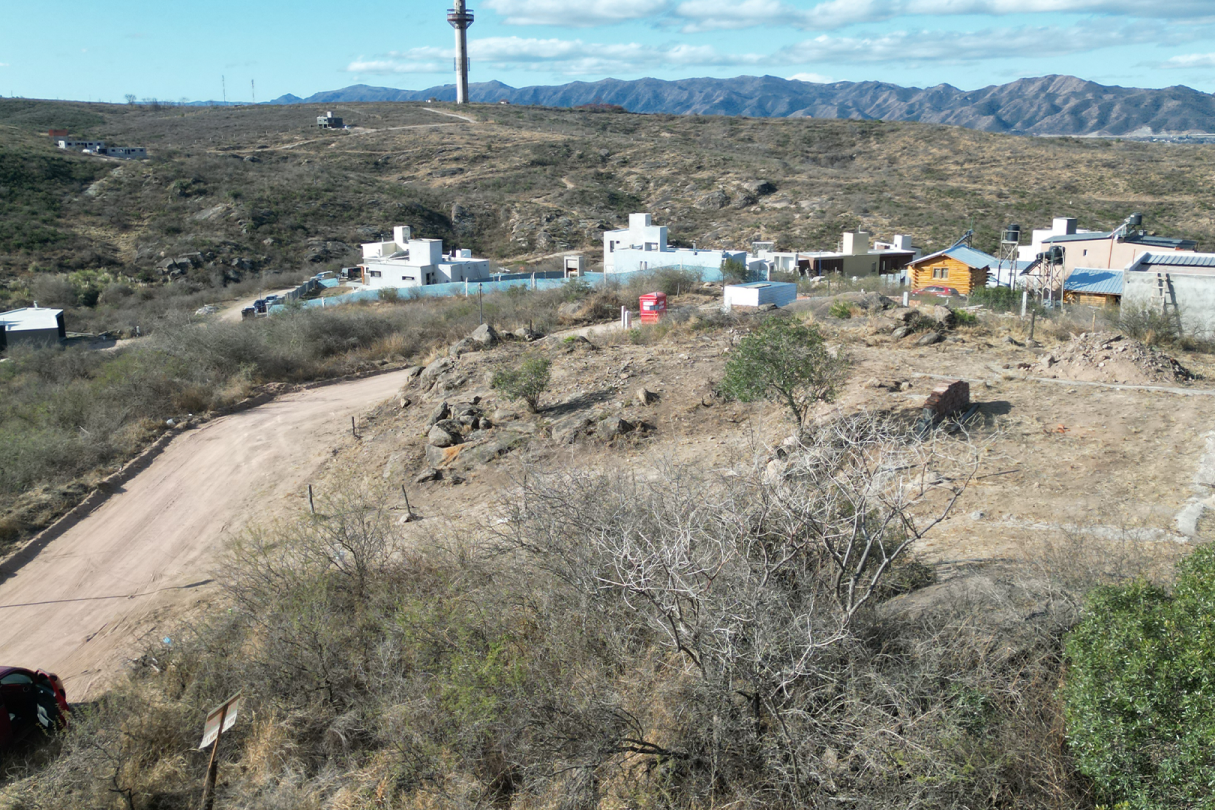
left=0, top=370, right=409, bottom=700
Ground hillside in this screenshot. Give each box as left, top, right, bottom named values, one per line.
left=273, top=74, right=1215, bottom=136
left=4, top=96, right=1215, bottom=319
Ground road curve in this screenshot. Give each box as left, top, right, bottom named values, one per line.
left=0, top=371, right=410, bottom=700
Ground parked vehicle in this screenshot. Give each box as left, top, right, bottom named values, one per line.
left=0, top=666, right=69, bottom=748
left=912, top=285, right=961, bottom=298
left=252, top=298, right=267, bottom=314
left=240, top=307, right=256, bottom=320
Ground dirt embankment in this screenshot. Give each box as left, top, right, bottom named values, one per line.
left=1028, top=332, right=1194, bottom=385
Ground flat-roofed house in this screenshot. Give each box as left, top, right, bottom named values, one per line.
left=0, top=306, right=65, bottom=350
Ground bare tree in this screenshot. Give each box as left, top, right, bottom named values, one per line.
left=503, top=412, right=981, bottom=798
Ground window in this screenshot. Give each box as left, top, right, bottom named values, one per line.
left=0, top=672, right=33, bottom=685
left=369, top=270, right=382, bottom=278
left=932, top=266, right=948, bottom=279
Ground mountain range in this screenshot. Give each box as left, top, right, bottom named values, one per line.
left=267, top=74, right=1215, bottom=137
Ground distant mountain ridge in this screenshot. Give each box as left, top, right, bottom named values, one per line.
left=264, top=74, right=1215, bottom=137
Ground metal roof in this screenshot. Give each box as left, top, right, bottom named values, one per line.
left=0, top=307, right=62, bottom=332
left=1043, top=231, right=1196, bottom=249
left=912, top=244, right=1000, bottom=269
left=1065, top=269, right=1123, bottom=296
left=1134, top=251, right=1215, bottom=269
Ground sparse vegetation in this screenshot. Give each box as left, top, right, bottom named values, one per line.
left=719, top=317, right=850, bottom=424
left=491, top=352, right=552, bottom=412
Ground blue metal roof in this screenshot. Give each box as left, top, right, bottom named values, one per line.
left=913, top=244, right=1000, bottom=269
left=1065, top=269, right=1123, bottom=296
left=1136, top=251, right=1215, bottom=269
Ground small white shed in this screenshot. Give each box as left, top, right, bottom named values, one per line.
left=723, top=281, right=797, bottom=309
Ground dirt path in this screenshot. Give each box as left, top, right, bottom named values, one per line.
left=217, top=286, right=297, bottom=322
left=0, top=371, right=410, bottom=700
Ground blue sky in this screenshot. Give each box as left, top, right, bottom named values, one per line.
left=3, top=0, right=1215, bottom=103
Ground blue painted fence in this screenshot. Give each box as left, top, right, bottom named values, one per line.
left=270, top=264, right=729, bottom=314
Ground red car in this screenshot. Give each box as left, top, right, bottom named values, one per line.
left=912, top=285, right=961, bottom=298
left=0, top=666, right=69, bottom=748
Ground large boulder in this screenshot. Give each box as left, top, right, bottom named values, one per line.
left=598, top=416, right=634, bottom=440
left=552, top=416, right=594, bottom=445
left=916, top=331, right=944, bottom=346
left=421, top=356, right=454, bottom=382
left=427, top=419, right=464, bottom=448
left=470, top=323, right=500, bottom=346
left=635, top=387, right=659, bottom=406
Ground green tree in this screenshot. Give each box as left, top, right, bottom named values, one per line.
left=718, top=317, right=849, bottom=425
left=1064, top=544, right=1215, bottom=809
left=492, top=353, right=551, bottom=413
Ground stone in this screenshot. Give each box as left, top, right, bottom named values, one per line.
left=513, top=325, right=543, bottom=342
left=758, top=303, right=778, bottom=312
left=421, top=356, right=454, bottom=381
left=402, top=365, right=424, bottom=380
left=1004, top=336, right=1024, bottom=347
left=891, top=326, right=912, bottom=340
left=427, top=420, right=464, bottom=448
left=398, top=396, right=413, bottom=410
left=597, top=416, right=634, bottom=439
left=916, top=331, right=944, bottom=346
left=635, top=387, right=659, bottom=406
left=447, top=473, right=466, bottom=485
left=415, top=469, right=442, bottom=483
left=448, top=338, right=476, bottom=357
left=923, top=380, right=970, bottom=419
left=426, top=401, right=451, bottom=427
left=929, top=306, right=957, bottom=327
left=470, top=323, right=499, bottom=346
left=553, top=416, right=594, bottom=445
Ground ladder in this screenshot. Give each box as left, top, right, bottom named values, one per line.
left=1156, top=273, right=1183, bottom=334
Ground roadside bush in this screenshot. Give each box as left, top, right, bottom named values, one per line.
left=650, top=266, right=702, bottom=296
left=491, top=353, right=551, bottom=412
left=719, top=317, right=850, bottom=424
left=968, top=285, right=1021, bottom=312
left=1064, top=544, right=1215, bottom=809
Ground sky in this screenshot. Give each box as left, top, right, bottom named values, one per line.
left=2, top=0, right=1215, bottom=103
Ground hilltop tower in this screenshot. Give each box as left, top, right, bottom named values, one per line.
left=447, top=0, right=474, bottom=104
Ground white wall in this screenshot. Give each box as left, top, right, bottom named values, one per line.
left=604, top=213, right=670, bottom=272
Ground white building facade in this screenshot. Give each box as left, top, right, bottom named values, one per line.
left=359, top=226, right=489, bottom=289
left=603, top=213, right=746, bottom=275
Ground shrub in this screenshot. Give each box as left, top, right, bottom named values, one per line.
left=719, top=317, right=850, bottom=424
left=722, top=258, right=750, bottom=285
left=491, top=353, right=551, bottom=412
left=829, top=299, right=853, bottom=319
left=1064, top=543, right=1215, bottom=809
left=952, top=308, right=978, bottom=326
left=968, top=285, right=1022, bottom=313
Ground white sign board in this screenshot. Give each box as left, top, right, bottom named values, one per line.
left=199, top=694, right=241, bottom=749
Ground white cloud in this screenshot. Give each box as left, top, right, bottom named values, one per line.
left=1162, top=52, right=1215, bottom=68
left=484, top=0, right=672, bottom=26
left=349, top=37, right=773, bottom=76
left=676, top=0, right=1215, bottom=31
left=789, top=72, right=833, bottom=83
left=785, top=22, right=1177, bottom=64
left=0, top=63, right=8, bottom=68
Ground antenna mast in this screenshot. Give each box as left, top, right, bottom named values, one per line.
left=447, top=0, right=474, bottom=104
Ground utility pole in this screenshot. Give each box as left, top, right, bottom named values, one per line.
left=221, top=75, right=226, bottom=104
left=447, top=0, right=474, bottom=104
left=251, top=79, right=255, bottom=104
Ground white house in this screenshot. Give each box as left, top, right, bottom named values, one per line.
left=56, top=139, right=147, bottom=159
left=359, top=225, right=489, bottom=289
left=0, top=306, right=65, bottom=350
left=58, top=139, right=106, bottom=152
left=603, top=213, right=747, bottom=275
left=752, top=232, right=918, bottom=278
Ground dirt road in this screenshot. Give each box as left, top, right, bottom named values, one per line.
left=0, top=371, right=410, bottom=700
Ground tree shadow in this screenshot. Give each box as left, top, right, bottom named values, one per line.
left=543, top=389, right=617, bottom=419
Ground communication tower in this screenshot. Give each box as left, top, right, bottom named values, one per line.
left=447, top=0, right=474, bottom=105
left=998, top=223, right=1021, bottom=288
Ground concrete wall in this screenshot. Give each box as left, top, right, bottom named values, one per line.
left=4, top=327, right=62, bottom=349
left=1123, top=271, right=1215, bottom=339
left=610, top=247, right=742, bottom=275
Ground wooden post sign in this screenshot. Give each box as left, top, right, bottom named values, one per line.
left=200, top=694, right=241, bottom=750
left=198, top=693, right=241, bottom=810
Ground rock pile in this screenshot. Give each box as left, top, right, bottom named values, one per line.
left=1027, top=332, right=1193, bottom=385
